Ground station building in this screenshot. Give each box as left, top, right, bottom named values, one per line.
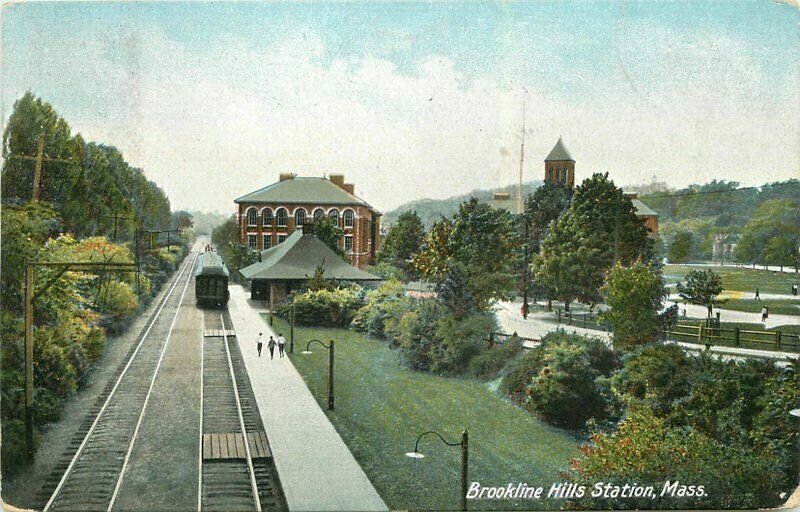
left=234, top=174, right=382, bottom=269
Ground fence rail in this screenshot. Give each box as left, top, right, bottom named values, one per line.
left=553, top=309, right=611, bottom=332
left=665, top=323, right=800, bottom=351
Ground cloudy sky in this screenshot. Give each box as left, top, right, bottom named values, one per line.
left=2, top=2, right=798, bottom=214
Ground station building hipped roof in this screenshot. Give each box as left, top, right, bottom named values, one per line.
left=239, top=231, right=381, bottom=281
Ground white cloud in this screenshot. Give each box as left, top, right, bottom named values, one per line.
left=40, top=25, right=800, bottom=214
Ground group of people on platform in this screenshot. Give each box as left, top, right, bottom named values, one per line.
left=255, top=332, right=286, bottom=359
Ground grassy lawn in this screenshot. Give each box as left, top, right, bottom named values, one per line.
left=269, top=317, right=581, bottom=511
left=717, top=298, right=800, bottom=316
left=664, top=264, right=799, bottom=295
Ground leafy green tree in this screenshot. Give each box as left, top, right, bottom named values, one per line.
left=377, top=210, right=426, bottom=280
left=411, top=217, right=453, bottom=280
left=309, top=216, right=345, bottom=257
left=434, top=262, right=476, bottom=320
left=677, top=269, right=723, bottom=318
left=763, top=235, right=796, bottom=271
left=667, top=232, right=693, bottom=263
left=734, top=199, right=800, bottom=267
left=533, top=173, right=653, bottom=309
left=601, top=262, right=666, bottom=350
left=171, top=210, right=194, bottom=231
left=518, top=182, right=572, bottom=304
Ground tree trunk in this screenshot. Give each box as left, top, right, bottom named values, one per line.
left=565, top=300, right=570, bottom=313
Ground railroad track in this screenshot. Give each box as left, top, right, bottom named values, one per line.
left=40, top=248, right=200, bottom=512
left=199, top=312, right=286, bottom=511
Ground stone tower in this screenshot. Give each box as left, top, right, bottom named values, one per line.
left=544, top=137, right=575, bottom=188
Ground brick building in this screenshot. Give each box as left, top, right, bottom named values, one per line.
left=234, top=174, right=381, bottom=269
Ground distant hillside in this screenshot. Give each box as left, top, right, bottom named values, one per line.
left=384, top=181, right=543, bottom=227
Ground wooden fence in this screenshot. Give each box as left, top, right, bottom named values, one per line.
left=665, top=323, right=800, bottom=351
left=553, top=309, right=611, bottom=332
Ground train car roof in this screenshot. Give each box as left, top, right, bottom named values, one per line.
left=195, top=251, right=230, bottom=277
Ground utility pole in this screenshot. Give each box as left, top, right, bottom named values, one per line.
left=7, top=133, right=79, bottom=201
left=517, top=87, right=528, bottom=215
left=103, top=214, right=134, bottom=240
left=23, top=260, right=136, bottom=458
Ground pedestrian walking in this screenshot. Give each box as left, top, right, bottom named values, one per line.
left=755, top=288, right=760, bottom=300
left=277, top=333, right=287, bottom=358
left=268, top=336, right=276, bottom=359
left=256, top=332, right=263, bottom=357
left=792, top=284, right=798, bottom=296
left=761, top=306, right=768, bottom=323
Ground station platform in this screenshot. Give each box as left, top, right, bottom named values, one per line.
left=226, top=285, right=388, bottom=512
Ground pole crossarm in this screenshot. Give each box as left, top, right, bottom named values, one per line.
left=32, top=261, right=136, bottom=301
left=6, top=154, right=78, bottom=164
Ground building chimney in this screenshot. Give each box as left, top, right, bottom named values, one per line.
left=302, top=223, right=316, bottom=235
left=343, top=183, right=355, bottom=195
left=279, top=173, right=295, bottom=181
left=329, top=174, right=345, bottom=188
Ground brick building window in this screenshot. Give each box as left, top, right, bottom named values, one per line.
left=328, top=208, right=340, bottom=226
left=344, top=235, right=353, bottom=253
left=276, top=208, right=288, bottom=227
left=294, top=208, right=307, bottom=228
left=343, top=209, right=354, bottom=228
left=263, top=234, right=272, bottom=249
left=277, top=234, right=287, bottom=244
left=247, top=234, right=257, bottom=249
left=262, top=208, right=273, bottom=226
left=313, top=208, right=324, bottom=222
left=246, top=208, right=257, bottom=226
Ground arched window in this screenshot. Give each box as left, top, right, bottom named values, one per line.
left=313, top=208, right=325, bottom=222
left=246, top=208, right=257, bottom=226
left=276, top=208, right=288, bottom=227
left=343, top=209, right=355, bottom=228
left=328, top=208, right=340, bottom=226
left=294, top=208, right=307, bottom=228
left=262, top=208, right=273, bottom=226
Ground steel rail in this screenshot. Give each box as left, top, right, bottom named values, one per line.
left=221, top=314, right=262, bottom=512
left=106, top=248, right=198, bottom=511
left=43, top=248, right=199, bottom=512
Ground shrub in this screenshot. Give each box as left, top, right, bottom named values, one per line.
left=396, top=300, right=446, bottom=371
left=430, top=312, right=496, bottom=375
left=611, top=343, right=692, bottom=416
left=469, top=335, right=523, bottom=379
left=502, top=331, right=619, bottom=429
left=569, top=406, right=790, bottom=510
left=277, top=287, right=364, bottom=327
left=352, top=280, right=413, bottom=338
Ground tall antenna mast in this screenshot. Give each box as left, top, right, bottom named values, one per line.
left=518, top=87, right=527, bottom=214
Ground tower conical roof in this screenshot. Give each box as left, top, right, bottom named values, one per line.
left=545, top=137, right=575, bottom=162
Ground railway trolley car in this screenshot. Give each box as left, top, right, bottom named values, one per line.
left=195, top=249, right=230, bottom=308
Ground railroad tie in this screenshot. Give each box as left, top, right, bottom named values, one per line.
left=202, top=432, right=271, bottom=460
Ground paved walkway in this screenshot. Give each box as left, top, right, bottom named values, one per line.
left=495, top=301, right=800, bottom=365
left=664, top=300, right=800, bottom=329
left=227, top=285, right=388, bottom=512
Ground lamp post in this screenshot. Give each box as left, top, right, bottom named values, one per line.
left=289, top=303, right=295, bottom=354
left=405, top=429, right=469, bottom=511
left=301, top=339, right=334, bottom=410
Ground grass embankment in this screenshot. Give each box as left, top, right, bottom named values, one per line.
left=664, top=264, right=799, bottom=295
left=269, top=317, right=580, bottom=511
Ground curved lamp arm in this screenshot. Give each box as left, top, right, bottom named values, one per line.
left=412, top=430, right=463, bottom=454
left=304, top=339, right=332, bottom=352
